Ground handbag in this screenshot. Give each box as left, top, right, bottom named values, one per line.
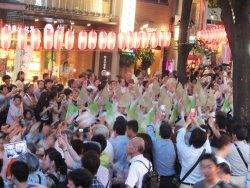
left=234, top=143, right=248, bottom=168
left=172, top=149, right=206, bottom=187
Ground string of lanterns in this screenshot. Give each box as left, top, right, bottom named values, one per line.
left=196, top=28, right=227, bottom=43
left=0, top=25, right=171, bottom=51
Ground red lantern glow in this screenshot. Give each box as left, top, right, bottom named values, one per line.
left=53, top=29, right=64, bottom=50
left=44, top=28, right=54, bottom=50
left=150, top=32, right=158, bottom=48
left=133, top=31, right=140, bottom=49
left=141, top=31, right=149, bottom=48
left=0, top=25, right=11, bottom=50
left=98, top=31, right=107, bottom=50
left=17, top=27, right=27, bottom=50
left=88, top=30, right=97, bottom=50
left=107, top=31, right=116, bottom=50
left=126, top=31, right=133, bottom=49
left=117, top=32, right=125, bottom=49
left=78, top=30, right=88, bottom=50
left=30, top=28, right=40, bottom=50
left=65, top=30, right=74, bottom=50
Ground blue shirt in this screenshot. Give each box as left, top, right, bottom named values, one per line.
left=147, top=124, right=176, bottom=176
left=90, top=176, right=104, bottom=188
left=109, top=135, right=129, bottom=168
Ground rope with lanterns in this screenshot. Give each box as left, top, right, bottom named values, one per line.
left=0, top=25, right=172, bottom=51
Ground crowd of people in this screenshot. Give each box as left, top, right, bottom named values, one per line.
left=0, top=64, right=247, bottom=188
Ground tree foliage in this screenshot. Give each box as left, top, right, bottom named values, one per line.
left=136, top=47, right=155, bottom=71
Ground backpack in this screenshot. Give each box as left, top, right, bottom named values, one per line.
left=135, top=160, right=159, bottom=188
left=46, top=172, right=67, bottom=188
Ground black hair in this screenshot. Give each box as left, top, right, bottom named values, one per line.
left=68, top=169, right=93, bottom=188
left=37, top=80, right=44, bottom=85
left=2, top=75, right=11, bottom=82
left=217, top=135, right=231, bottom=150
left=63, top=88, right=72, bottom=96
left=72, top=139, right=84, bottom=155
left=0, top=85, right=7, bottom=91
left=136, top=133, right=153, bottom=162
left=189, top=128, right=207, bottom=148
left=134, top=69, right=141, bottom=77
left=79, top=72, right=87, bottom=79
left=23, top=109, right=32, bottom=118
left=126, top=120, right=139, bottom=134
left=100, top=75, right=108, bottom=82
left=82, top=143, right=101, bottom=155
left=142, top=80, right=149, bottom=88
left=67, top=79, right=75, bottom=88
left=200, top=153, right=217, bottom=166
left=218, top=162, right=231, bottom=174
left=10, top=161, right=29, bottom=183
left=45, top=150, right=67, bottom=175
left=193, top=71, right=199, bottom=78
left=91, top=134, right=107, bottom=153
left=49, top=90, right=58, bottom=100
left=88, top=72, right=95, bottom=79
left=113, top=120, right=126, bottom=135
left=42, top=73, right=49, bottom=80
left=215, top=111, right=228, bottom=130
left=162, top=70, right=170, bottom=79
left=200, top=124, right=209, bottom=133
left=81, top=151, right=100, bottom=175
left=16, top=71, right=24, bottom=82
left=14, top=94, right=22, bottom=101
left=116, top=116, right=126, bottom=123
left=159, top=122, right=172, bottom=139
left=97, top=84, right=105, bottom=91
left=26, top=142, right=36, bottom=154
left=232, top=124, right=248, bottom=141
left=37, top=92, right=49, bottom=106
left=44, top=79, right=53, bottom=85
left=0, top=176, right=4, bottom=188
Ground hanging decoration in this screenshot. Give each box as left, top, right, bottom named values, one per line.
left=88, top=30, right=97, bottom=50
left=150, top=32, right=158, bottom=48
left=141, top=31, right=149, bottom=49
left=53, top=29, right=64, bottom=50
left=107, top=31, right=116, bottom=50
left=197, top=28, right=227, bottom=43
left=0, top=25, right=11, bottom=50
left=30, top=28, right=41, bottom=50
left=133, top=31, right=140, bottom=49
left=65, top=29, right=74, bottom=50
left=117, top=32, right=125, bottom=49
left=98, top=31, right=107, bottom=50
left=125, top=31, right=133, bottom=49
left=44, top=28, right=54, bottom=50
left=78, top=30, right=88, bottom=50
left=17, top=27, right=27, bottom=50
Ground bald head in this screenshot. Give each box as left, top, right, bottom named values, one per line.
left=131, top=137, right=145, bottom=154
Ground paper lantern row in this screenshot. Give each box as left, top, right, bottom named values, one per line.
left=0, top=25, right=172, bottom=51
left=197, top=28, right=227, bottom=43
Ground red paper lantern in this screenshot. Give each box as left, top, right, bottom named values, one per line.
left=88, top=30, right=97, bottom=50
left=141, top=31, right=149, bottom=48
left=65, top=30, right=74, bottom=50
left=98, top=31, right=107, bottom=50
left=159, top=31, right=170, bottom=48
left=17, top=27, right=27, bottom=50
left=78, top=30, right=88, bottom=50
left=126, top=31, right=133, bottom=49
left=53, top=29, right=64, bottom=50
left=150, top=32, right=158, bottom=48
left=196, top=30, right=201, bottom=40
left=117, top=32, right=125, bottom=49
left=30, top=28, right=40, bottom=50
left=133, top=31, right=140, bottom=49
left=107, top=31, right=116, bottom=50
left=44, top=28, right=54, bottom=50
left=0, top=25, right=11, bottom=50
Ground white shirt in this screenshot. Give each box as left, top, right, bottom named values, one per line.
left=177, top=128, right=211, bottom=184
left=104, top=140, right=114, bottom=163
left=6, top=104, right=23, bottom=125
left=125, top=154, right=151, bottom=188
left=226, top=141, right=249, bottom=176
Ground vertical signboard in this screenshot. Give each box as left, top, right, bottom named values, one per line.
left=98, top=52, right=112, bottom=79
left=120, top=0, right=136, bottom=32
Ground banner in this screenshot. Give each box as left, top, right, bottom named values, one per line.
left=222, top=44, right=231, bottom=64
left=13, top=45, right=34, bottom=82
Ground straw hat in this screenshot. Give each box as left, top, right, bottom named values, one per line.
left=175, top=82, right=183, bottom=97
left=118, top=90, right=131, bottom=108
left=114, top=83, right=123, bottom=98
left=152, top=81, right=160, bottom=96
left=219, top=84, right=230, bottom=94
left=193, top=80, right=202, bottom=93
left=130, top=84, right=140, bottom=99
left=96, top=87, right=109, bottom=106
left=206, top=88, right=215, bottom=107
left=198, top=87, right=207, bottom=106
left=77, top=86, right=88, bottom=105
left=139, top=91, right=151, bottom=108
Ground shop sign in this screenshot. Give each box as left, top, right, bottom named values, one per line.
left=121, top=0, right=136, bottom=32
left=222, top=44, right=231, bottom=64
left=99, top=52, right=112, bottom=78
